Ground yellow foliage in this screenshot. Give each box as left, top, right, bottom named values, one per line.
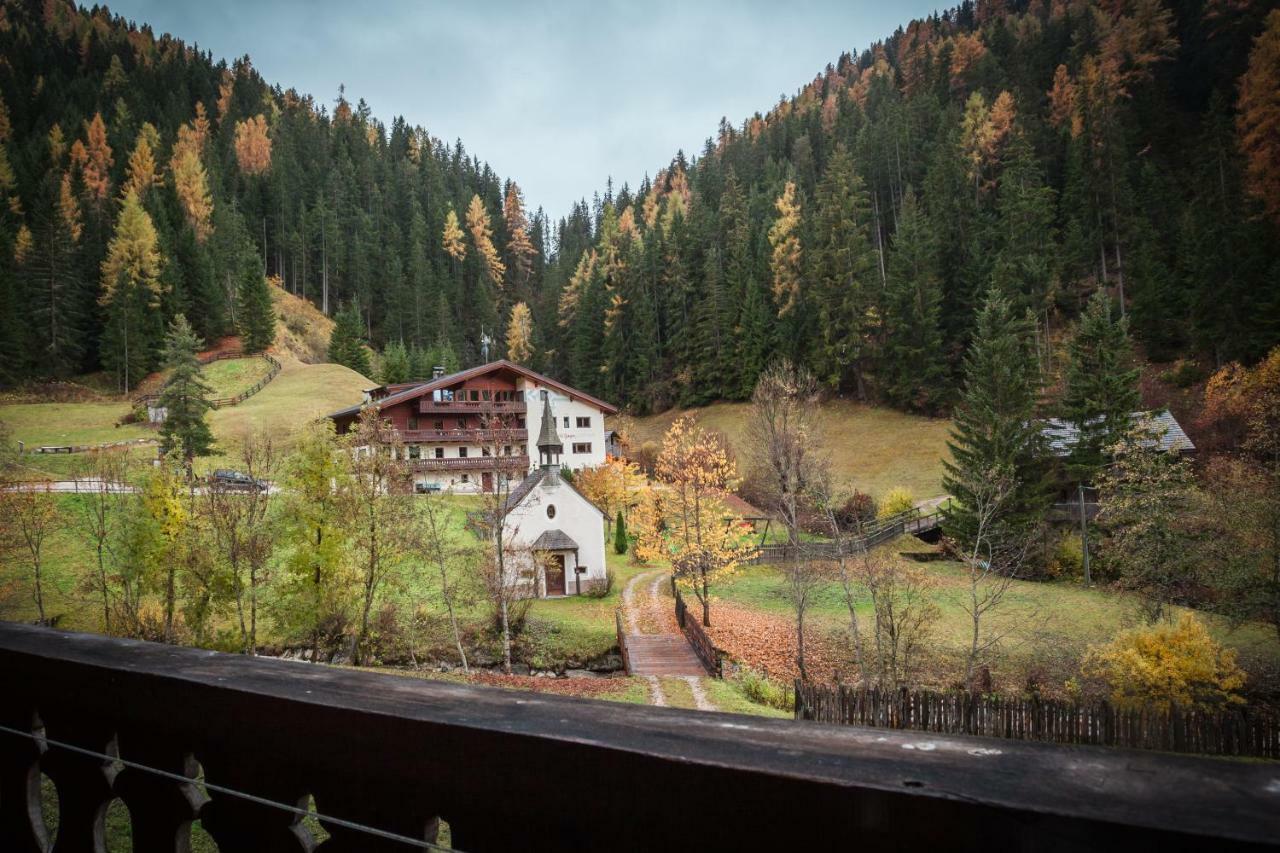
left=768, top=181, right=802, bottom=317
left=122, top=132, right=161, bottom=200
left=441, top=207, right=466, bottom=262
left=573, top=455, right=647, bottom=525
left=505, top=301, right=533, bottom=364
left=1238, top=9, right=1280, bottom=226
left=13, top=224, right=33, bottom=264
left=1082, top=613, right=1246, bottom=711
left=234, top=114, right=273, bottom=176
left=71, top=113, right=113, bottom=202
left=465, top=194, right=505, bottom=285
left=100, top=190, right=163, bottom=307
left=878, top=486, right=916, bottom=520
left=58, top=172, right=81, bottom=242
left=171, top=147, right=213, bottom=243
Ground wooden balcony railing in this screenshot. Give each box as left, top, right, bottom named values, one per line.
left=407, top=455, right=529, bottom=472
left=398, top=428, right=528, bottom=444
left=0, top=623, right=1275, bottom=851
left=417, top=398, right=527, bottom=415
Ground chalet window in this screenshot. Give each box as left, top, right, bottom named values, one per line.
left=458, top=447, right=468, bottom=458
left=434, top=421, right=444, bottom=431
left=576, top=417, right=591, bottom=428
left=563, top=417, right=570, bottom=429
left=503, top=445, right=512, bottom=456
left=482, top=447, right=491, bottom=457
left=457, top=419, right=466, bottom=429
left=540, top=389, right=548, bottom=401
left=434, top=447, right=444, bottom=459
left=572, top=443, right=592, bottom=454
left=408, top=416, right=419, bottom=430
left=461, top=474, right=469, bottom=483
left=482, top=390, right=491, bottom=401
left=546, top=504, right=556, bottom=519
left=408, top=445, right=421, bottom=460
left=471, top=390, right=480, bottom=401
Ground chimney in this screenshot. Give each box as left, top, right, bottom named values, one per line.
left=432, top=365, right=445, bottom=379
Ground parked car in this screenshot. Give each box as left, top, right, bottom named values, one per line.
left=208, top=469, right=268, bottom=492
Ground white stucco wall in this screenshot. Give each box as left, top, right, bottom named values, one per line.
left=504, top=470, right=607, bottom=596
left=518, top=380, right=607, bottom=471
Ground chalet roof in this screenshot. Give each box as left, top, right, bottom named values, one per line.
left=1041, top=410, right=1195, bottom=456
left=326, top=359, right=618, bottom=422
left=531, top=529, right=579, bottom=552
left=500, top=468, right=605, bottom=518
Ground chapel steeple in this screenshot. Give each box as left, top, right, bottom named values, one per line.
left=536, top=394, right=563, bottom=470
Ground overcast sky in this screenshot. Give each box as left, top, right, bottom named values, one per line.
left=108, top=0, right=938, bottom=221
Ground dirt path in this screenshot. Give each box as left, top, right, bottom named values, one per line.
left=620, top=569, right=715, bottom=710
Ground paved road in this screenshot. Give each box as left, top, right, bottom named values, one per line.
left=2, top=479, right=280, bottom=495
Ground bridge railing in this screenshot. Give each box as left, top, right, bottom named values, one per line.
left=2, top=623, right=1277, bottom=850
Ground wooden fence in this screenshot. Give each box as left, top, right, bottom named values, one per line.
left=795, top=682, right=1280, bottom=759
left=671, top=577, right=721, bottom=677
left=134, top=349, right=282, bottom=411
left=748, top=506, right=946, bottom=566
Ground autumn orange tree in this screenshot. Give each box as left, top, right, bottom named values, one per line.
left=505, top=301, right=534, bottom=364
left=573, top=454, right=647, bottom=530
left=1237, top=9, right=1280, bottom=227
left=657, top=416, right=755, bottom=626
left=768, top=181, right=802, bottom=317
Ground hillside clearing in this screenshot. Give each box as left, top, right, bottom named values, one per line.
left=201, top=356, right=275, bottom=399
left=628, top=400, right=953, bottom=500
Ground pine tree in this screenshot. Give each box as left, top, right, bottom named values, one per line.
left=1060, top=290, right=1141, bottom=481
left=329, top=302, right=372, bottom=378
left=158, top=314, right=215, bottom=466
left=379, top=340, right=412, bottom=384
left=881, top=191, right=948, bottom=413
left=237, top=271, right=276, bottom=354
left=943, top=290, right=1049, bottom=548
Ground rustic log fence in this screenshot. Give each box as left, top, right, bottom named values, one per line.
left=795, top=682, right=1280, bottom=759
left=134, top=349, right=282, bottom=411
left=671, top=577, right=721, bottom=676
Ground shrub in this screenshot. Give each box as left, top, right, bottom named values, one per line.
left=614, top=510, right=627, bottom=554
left=586, top=566, right=616, bottom=599
left=1046, top=530, right=1085, bottom=579
left=877, top=486, right=915, bottom=520
left=835, top=491, right=878, bottom=531
left=736, top=666, right=794, bottom=710
left=1081, top=613, right=1246, bottom=711
left=1159, top=359, right=1206, bottom=389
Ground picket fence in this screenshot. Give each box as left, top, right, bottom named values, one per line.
left=795, top=682, right=1280, bottom=759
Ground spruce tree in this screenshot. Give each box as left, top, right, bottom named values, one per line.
left=1060, top=290, right=1141, bottom=481
left=379, top=340, right=412, bottom=384
left=943, top=290, right=1049, bottom=547
left=158, top=314, right=215, bottom=466
left=328, top=302, right=372, bottom=378
left=237, top=271, right=276, bottom=354
left=881, top=191, right=948, bottom=414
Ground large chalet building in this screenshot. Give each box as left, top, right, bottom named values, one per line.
left=327, top=360, right=618, bottom=494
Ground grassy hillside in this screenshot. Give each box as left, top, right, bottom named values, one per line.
left=628, top=400, right=953, bottom=500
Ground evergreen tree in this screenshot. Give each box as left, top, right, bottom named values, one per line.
left=237, top=271, right=276, bottom=354
left=614, top=510, right=628, bottom=555
left=1060, top=290, right=1141, bottom=481
left=379, top=340, right=412, bottom=384
left=943, top=290, right=1049, bottom=548
left=328, top=302, right=372, bottom=378
left=157, top=314, right=215, bottom=466
left=881, top=191, right=948, bottom=413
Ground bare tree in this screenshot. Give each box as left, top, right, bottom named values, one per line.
left=473, top=408, right=539, bottom=674
left=952, top=467, right=1034, bottom=688
left=72, top=449, right=130, bottom=633
left=854, top=553, right=940, bottom=689
left=6, top=485, right=59, bottom=624
left=203, top=431, right=278, bottom=654
left=346, top=408, right=416, bottom=665
left=415, top=489, right=473, bottom=672
left=810, top=473, right=870, bottom=686
left=747, top=359, right=822, bottom=544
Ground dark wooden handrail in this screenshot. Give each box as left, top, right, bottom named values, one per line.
left=615, top=608, right=631, bottom=675
left=671, top=577, right=719, bottom=677
left=2, top=623, right=1277, bottom=851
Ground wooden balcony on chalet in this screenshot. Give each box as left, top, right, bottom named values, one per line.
left=407, top=454, right=529, bottom=472
left=417, top=398, right=527, bottom=415
left=398, top=427, right=528, bottom=444
left=1, top=621, right=1275, bottom=852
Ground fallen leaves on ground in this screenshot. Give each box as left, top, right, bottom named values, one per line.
left=465, top=671, right=632, bottom=698
left=705, top=602, right=850, bottom=683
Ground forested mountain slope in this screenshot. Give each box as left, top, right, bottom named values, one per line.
left=541, top=0, right=1280, bottom=414
left=0, top=0, right=1277, bottom=415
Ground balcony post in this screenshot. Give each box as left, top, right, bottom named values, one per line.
left=0, top=705, right=47, bottom=853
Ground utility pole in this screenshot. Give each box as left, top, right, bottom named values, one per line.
left=1079, top=482, right=1091, bottom=586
